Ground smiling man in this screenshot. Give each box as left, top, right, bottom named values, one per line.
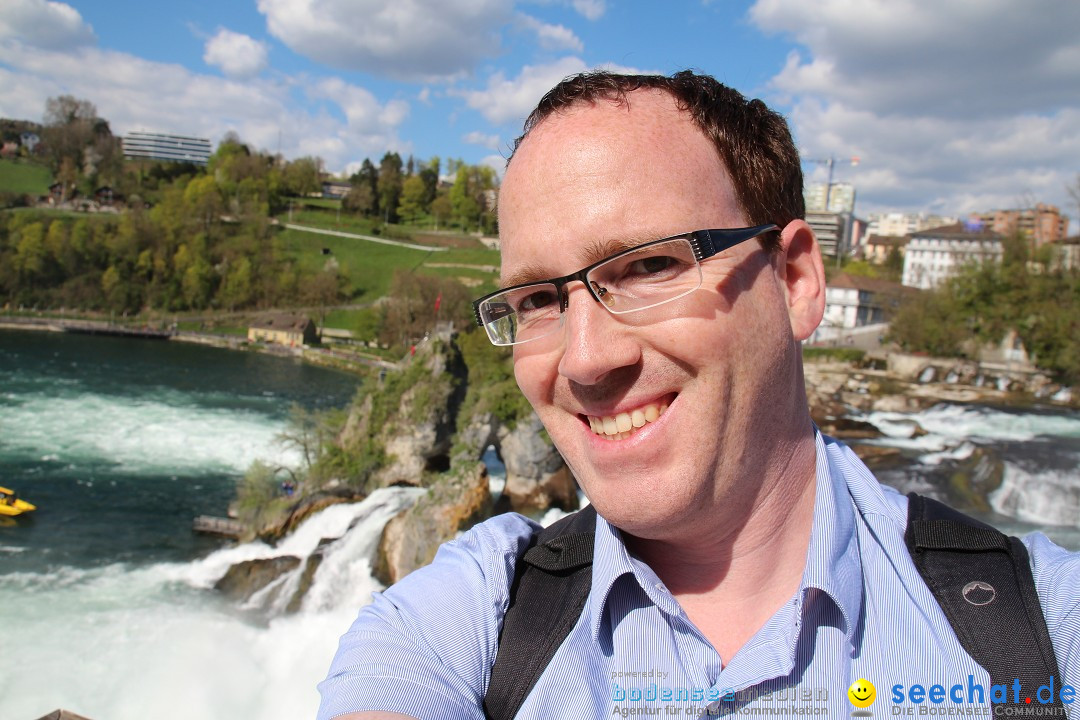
left=317, top=71, right=1079, bottom=720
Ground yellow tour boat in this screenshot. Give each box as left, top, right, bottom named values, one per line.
left=0, top=486, right=36, bottom=517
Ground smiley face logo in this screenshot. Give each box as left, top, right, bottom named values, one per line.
left=848, top=679, right=876, bottom=709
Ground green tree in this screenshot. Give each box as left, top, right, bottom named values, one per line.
left=41, top=95, right=100, bottom=175
left=397, top=175, right=427, bottom=224
left=283, top=157, right=323, bottom=197
left=342, top=181, right=374, bottom=216
left=101, top=265, right=127, bottom=311
left=219, top=257, right=253, bottom=310
left=430, top=193, right=452, bottom=230
left=14, top=222, right=48, bottom=282
left=448, top=163, right=496, bottom=232
left=886, top=286, right=970, bottom=357
left=377, top=152, right=403, bottom=223
left=349, top=159, right=379, bottom=217
left=184, top=175, right=224, bottom=233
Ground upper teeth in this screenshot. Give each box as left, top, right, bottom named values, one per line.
left=588, top=402, right=667, bottom=439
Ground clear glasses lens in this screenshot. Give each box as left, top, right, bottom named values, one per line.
left=586, top=238, right=702, bottom=314
left=478, top=238, right=703, bottom=346
left=479, top=283, right=562, bottom=346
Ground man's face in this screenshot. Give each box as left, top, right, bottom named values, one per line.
left=498, top=91, right=803, bottom=541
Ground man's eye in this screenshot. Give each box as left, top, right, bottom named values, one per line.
left=628, top=255, right=678, bottom=275
left=517, top=290, right=557, bottom=312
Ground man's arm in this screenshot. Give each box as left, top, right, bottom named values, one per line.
left=334, top=713, right=418, bottom=720
left=316, top=513, right=538, bottom=720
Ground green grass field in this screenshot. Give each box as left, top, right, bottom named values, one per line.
left=276, top=224, right=501, bottom=303
left=0, top=159, right=51, bottom=195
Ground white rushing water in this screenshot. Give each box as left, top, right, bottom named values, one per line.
left=2, top=387, right=301, bottom=475
left=0, top=486, right=425, bottom=720
left=857, top=403, right=1080, bottom=529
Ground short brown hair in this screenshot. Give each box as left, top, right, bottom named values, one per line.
left=510, top=70, right=804, bottom=251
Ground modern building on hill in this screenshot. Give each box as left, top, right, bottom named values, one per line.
left=976, top=204, right=1069, bottom=246
left=247, top=314, right=319, bottom=347
left=901, top=222, right=1003, bottom=289
left=122, top=131, right=212, bottom=165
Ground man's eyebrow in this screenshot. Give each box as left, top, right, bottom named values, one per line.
left=577, top=234, right=666, bottom=266
left=500, top=233, right=672, bottom=289
left=500, top=262, right=554, bottom=290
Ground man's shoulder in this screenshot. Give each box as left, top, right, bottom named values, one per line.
left=1022, top=531, right=1080, bottom=613
left=413, top=511, right=542, bottom=592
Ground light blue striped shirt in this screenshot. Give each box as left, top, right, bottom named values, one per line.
left=318, top=433, right=1080, bottom=719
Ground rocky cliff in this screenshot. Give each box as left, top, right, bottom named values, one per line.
left=218, top=340, right=1076, bottom=612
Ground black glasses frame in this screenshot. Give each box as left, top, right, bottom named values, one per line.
left=472, top=224, right=779, bottom=328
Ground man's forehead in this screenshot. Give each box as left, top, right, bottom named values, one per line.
left=497, top=88, right=739, bottom=287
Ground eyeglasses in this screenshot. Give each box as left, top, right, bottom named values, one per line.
left=472, top=224, right=778, bottom=346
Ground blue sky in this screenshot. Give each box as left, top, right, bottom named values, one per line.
left=2, top=0, right=1079, bottom=226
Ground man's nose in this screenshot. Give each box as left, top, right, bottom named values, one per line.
left=556, top=283, right=641, bottom=386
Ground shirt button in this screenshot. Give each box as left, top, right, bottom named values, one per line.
left=656, top=583, right=667, bottom=593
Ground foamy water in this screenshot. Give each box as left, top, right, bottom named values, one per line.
left=2, top=389, right=300, bottom=475
left=858, top=403, right=1080, bottom=529
left=0, top=487, right=424, bottom=720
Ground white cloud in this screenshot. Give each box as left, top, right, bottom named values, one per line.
left=456, top=57, right=587, bottom=125
left=463, top=131, right=501, bottom=151
left=0, top=0, right=95, bottom=49
left=0, top=41, right=408, bottom=174
left=749, top=0, right=1080, bottom=220
left=571, top=0, right=606, bottom=20
left=310, top=77, right=410, bottom=139
left=456, top=57, right=656, bottom=127
left=203, top=28, right=269, bottom=79
left=517, top=14, right=583, bottom=52
left=522, top=0, right=606, bottom=21
left=751, top=0, right=1080, bottom=118
left=256, top=0, right=512, bottom=82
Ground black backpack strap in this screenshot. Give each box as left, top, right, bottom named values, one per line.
left=905, top=493, right=1063, bottom=710
left=483, top=505, right=598, bottom=720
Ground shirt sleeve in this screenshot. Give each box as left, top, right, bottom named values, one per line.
left=1024, top=531, right=1080, bottom=692
left=317, top=512, right=539, bottom=720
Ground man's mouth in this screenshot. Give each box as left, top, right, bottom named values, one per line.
left=585, top=400, right=670, bottom=441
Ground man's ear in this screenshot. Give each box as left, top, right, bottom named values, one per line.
left=775, top=220, right=825, bottom=342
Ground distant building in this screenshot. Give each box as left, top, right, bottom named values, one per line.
left=862, top=234, right=908, bottom=264
left=867, top=212, right=958, bottom=238
left=806, top=211, right=863, bottom=260
left=19, top=132, right=40, bottom=153
left=123, top=131, right=212, bottom=165
left=901, top=223, right=1003, bottom=289
left=804, top=181, right=856, bottom=213
left=809, top=272, right=910, bottom=345
left=94, top=186, right=121, bottom=207
left=321, top=180, right=352, bottom=199
left=1050, top=235, right=1080, bottom=272
left=976, top=204, right=1069, bottom=246
left=247, top=314, right=319, bottom=347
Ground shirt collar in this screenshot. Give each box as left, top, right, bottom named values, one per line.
left=802, top=429, right=864, bottom=649
left=583, top=430, right=866, bottom=648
